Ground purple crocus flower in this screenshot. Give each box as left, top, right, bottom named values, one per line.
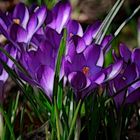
left=66, top=20, right=113, bottom=53
left=62, top=36, right=123, bottom=100
left=46, top=1, right=71, bottom=34
left=0, top=44, right=17, bottom=102
left=19, top=42, right=54, bottom=100
left=18, top=28, right=61, bottom=100
left=109, top=43, right=140, bottom=108
left=0, top=3, right=47, bottom=45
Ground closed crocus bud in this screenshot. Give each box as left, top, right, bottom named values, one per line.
left=46, top=1, right=71, bottom=34
left=18, top=28, right=61, bottom=101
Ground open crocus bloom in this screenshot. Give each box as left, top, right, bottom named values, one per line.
left=0, top=3, right=47, bottom=45
left=109, top=43, right=140, bottom=108
left=63, top=36, right=123, bottom=100
left=0, top=1, right=125, bottom=102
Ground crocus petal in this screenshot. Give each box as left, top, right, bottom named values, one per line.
left=64, top=52, right=86, bottom=76
left=0, top=70, right=8, bottom=82
left=128, top=81, right=140, bottom=93
left=84, top=44, right=104, bottom=67
left=13, top=3, right=29, bottom=29
left=37, top=40, right=55, bottom=68
left=55, top=1, right=71, bottom=33
left=132, top=48, right=140, bottom=75
left=101, top=35, right=113, bottom=53
left=123, top=63, right=137, bottom=85
left=27, top=14, right=38, bottom=40
left=17, top=26, right=28, bottom=43
left=0, top=11, right=11, bottom=30
left=126, top=87, right=140, bottom=104
left=0, top=20, right=8, bottom=37
left=83, top=21, right=101, bottom=45
left=5, top=44, right=17, bottom=68
left=68, top=71, right=87, bottom=91
left=96, top=49, right=104, bottom=67
left=119, top=43, right=131, bottom=63
left=37, top=65, right=55, bottom=100
left=109, top=77, right=127, bottom=108
left=114, top=91, right=126, bottom=109
left=8, top=24, right=18, bottom=41
left=94, top=73, right=105, bottom=84
left=45, top=27, right=62, bottom=50
left=0, top=44, right=17, bottom=82
left=9, top=24, right=28, bottom=43
left=45, top=10, right=53, bottom=25
left=35, top=5, right=47, bottom=29
left=0, top=17, right=7, bottom=31
left=112, top=49, right=119, bottom=61
left=66, top=20, right=83, bottom=37
left=48, top=1, right=71, bottom=33
left=20, top=50, right=41, bottom=77
left=72, top=35, right=86, bottom=53
left=105, top=60, right=123, bottom=81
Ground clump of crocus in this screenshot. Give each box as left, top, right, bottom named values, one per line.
left=0, top=1, right=122, bottom=101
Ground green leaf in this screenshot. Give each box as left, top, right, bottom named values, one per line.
left=95, top=0, right=124, bottom=44
left=57, top=80, right=63, bottom=110
left=103, top=5, right=140, bottom=51
left=88, top=101, right=100, bottom=140
left=11, top=92, right=20, bottom=124
left=67, top=100, right=81, bottom=140
left=38, top=89, right=52, bottom=112
left=54, top=97, right=63, bottom=140
left=0, top=104, right=15, bottom=140
left=0, top=45, right=29, bottom=77
left=114, top=5, right=140, bottom=37
left=55, top=29, right=67, bottom=77
left=0, top=58, right=44, bottom=123
left=53, top=29, right=67, bottom=101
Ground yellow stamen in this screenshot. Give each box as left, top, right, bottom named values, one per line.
left=13, top=19, right=20, bottom=24
left=82, top=66, right=89, bottom=75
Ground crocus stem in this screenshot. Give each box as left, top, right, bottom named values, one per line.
left=74, top=115, right=81, bottom=140
left=54, top=97, right=62, bottom=140
left=114, top=108, right=123, bottom=140
left=68, top=100, right=81, bottom=140
left=114, top=118, right=122, bottom=140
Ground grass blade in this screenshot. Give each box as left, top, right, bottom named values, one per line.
left=67, top=100, right=81, bottom=140
left=95, top=0, right=124, bottom=44
left=0, top=104, right=15, bottom=140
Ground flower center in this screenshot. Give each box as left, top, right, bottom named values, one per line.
left=82, top=66, right=89, bottom=75
left=13, top=19, right=20, bottom=24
